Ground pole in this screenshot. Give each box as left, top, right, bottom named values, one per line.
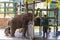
left=46, top=0, right=49, bottom=38
left=4, top=2, right=6, bottom=18
left=26, top=2, right=28, bottom=14
left=56, top=8, right=58, bottom=36
left=32, top=1, right=35, bottom=40
left=47, top=0, right=48, bottom=15
left=20, top=2, right=21, bottom=14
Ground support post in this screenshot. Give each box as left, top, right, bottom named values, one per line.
left=4, top=2, right=6, bottom=18
left=26, top=2, right=28, bottom=14
left=32, top=1, right=35, bottom=40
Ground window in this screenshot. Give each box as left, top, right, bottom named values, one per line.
left=0, top=3, right=4, bottom=7
left=0, top=8, right=4, bottom=14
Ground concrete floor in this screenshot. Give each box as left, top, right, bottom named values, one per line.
left=0, top=29, right=60, bottom=40
left=0, top=29, right=30, bottom=40
left=34, top=28, right=60, bottom=40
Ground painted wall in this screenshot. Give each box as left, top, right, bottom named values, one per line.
left=0, top=18, right=10, bottom=27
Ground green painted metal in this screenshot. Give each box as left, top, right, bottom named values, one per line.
left=0, top=1, right=26, bottom=17
left=13, top=2, right=18, bottom=15
left=49, top=3, right=57, bottom=24
left=4, top=3, right=6, bottom=18
left=50, top=3, right=60, bottom=24
left=0, top=2, right=18, bottom=17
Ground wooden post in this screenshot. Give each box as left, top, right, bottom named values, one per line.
left=56, top=8, right=58, bottom=32
left=47, top=0, right=48, bottom=16
left=55, top=8, right=58, bottom=36
left=20, top=2, right=21, bottom=14
left=26, top=2, right=28, bottom=14
left=54, top=8, right=58, bottom=39
left=25, top=2, right=29, bottom=38
left=39, top=10, right=42, bottom=36
left=54, top=8, right=57, bottom=37
left=4, top=2, right=6, bottom=18
left=32, top=1, right=35, bottom=40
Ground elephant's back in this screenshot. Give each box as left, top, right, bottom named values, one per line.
left=11, top=14, right=25, bottom=28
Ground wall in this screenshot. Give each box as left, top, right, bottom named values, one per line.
left=0, top=18, right=10, bottom=27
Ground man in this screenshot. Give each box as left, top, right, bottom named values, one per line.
left=34, top=17, right=41, bottom=26
left=42, top=15, right=49, bottom=38
left=28, top=21, right=34, bottom=39
left=4, top=20, right=11, bottom=36
left=15, top=28, right=24, bottom=38
left=4, top=27, right=10, bottom=36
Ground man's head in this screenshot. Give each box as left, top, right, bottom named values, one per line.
left=44, top=15, right=47, bottom=18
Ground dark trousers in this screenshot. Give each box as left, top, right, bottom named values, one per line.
left=43, top=26, right=48, bottom=38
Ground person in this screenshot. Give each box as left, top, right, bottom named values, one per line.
left=28, top=21, right=34, bottom=39
left=15, top=28, right=24, bottom=38
left=4, top=27, right=10, bottom=36
left=42, top=15, right=49, bottom=38
left=4, top=20, right=11, bottom=36
left=49, top=28, right=51, bottom=33
left=5, top=27, right=24, bottom=37
left=34, top=17, right=41, bottom=26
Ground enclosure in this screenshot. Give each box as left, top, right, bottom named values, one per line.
left=0, top=0, right=60, bottom=40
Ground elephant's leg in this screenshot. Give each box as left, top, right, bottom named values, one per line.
left=23, top=26, right=28, bottom=37
left=10, top=27, right=16, bottom=37
left=23, top=28, right=27, bottom=37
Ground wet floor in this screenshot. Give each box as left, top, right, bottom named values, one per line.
left=0, top=29, right=30, bottom=40
left=34, top=28, right=60, bottom=40
left=0, top=29, right=60, bottom=40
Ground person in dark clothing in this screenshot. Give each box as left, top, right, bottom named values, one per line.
left=4, top=27, right=10, bottom=36
left=42, top=15, right=49, bottom=38
left=49, top=28, right=51, bottom=32
left=4, top=20, right=11, bottom=36
left=34, top=17, right=41, bottom=26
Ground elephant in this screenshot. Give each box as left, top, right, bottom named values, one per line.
left=9, top=13, right=38, bottom=37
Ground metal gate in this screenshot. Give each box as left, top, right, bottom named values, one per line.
left=25, top=1, right=59, bottom=40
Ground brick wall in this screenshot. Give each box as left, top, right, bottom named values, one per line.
left=0, top=18, right=10, bottom=26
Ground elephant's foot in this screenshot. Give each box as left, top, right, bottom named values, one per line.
left=23, top=34, right=26, bottom=37
left=10, top=32, right=15, bottom=37
left=10, top=29, right=16, bottom=37
left=22, top=34, right=26, bottom=38
left=10, top=34, right=15, bottom=37
left=22, top=34, right=29, bottom=39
